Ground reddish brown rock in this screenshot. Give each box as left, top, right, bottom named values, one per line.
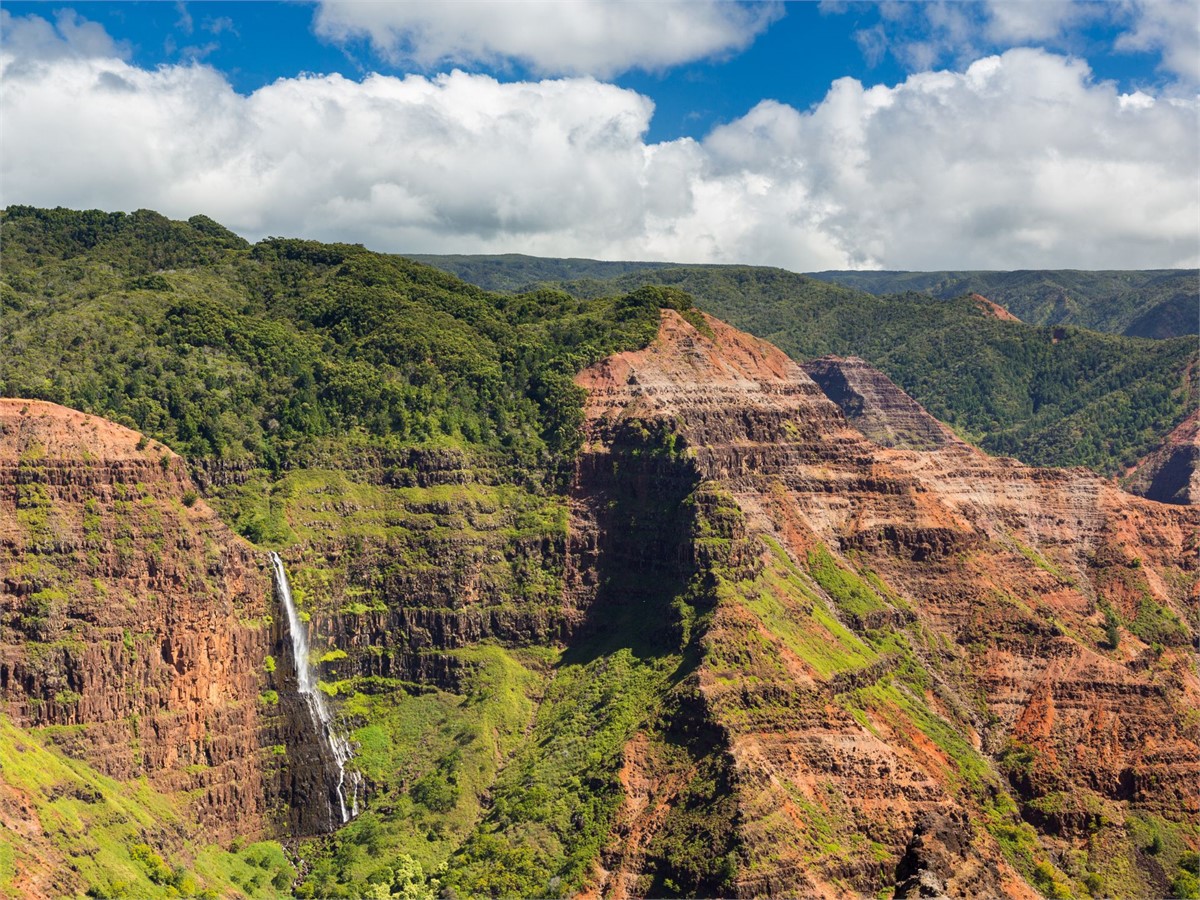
left=0, top=399, right=319, bottom=844
left=573, top=311, right=1199, bottom=898
left=1124, top=408, right=1200, bottom=505
left=970, top=292, right=1022, bottom=322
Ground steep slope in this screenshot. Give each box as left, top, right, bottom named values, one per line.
left=0, top=400, right=351, bottom=896
left=0, top=400, right=274, bottom=835
left=801, top=355, right=966, bottom=450
left=1124, top=409, right=1200, bottom=505
left=571, top=311, right=1199, bottom=899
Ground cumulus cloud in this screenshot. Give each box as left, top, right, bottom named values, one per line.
left=1115, top=0, right=1200, bottom=85
left=2, top=13, right=1196, bottom=270
left=311, top=0, right=782, bottom=77
left=832, top=0, right=1198, bottom=87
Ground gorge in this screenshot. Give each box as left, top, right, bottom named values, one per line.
left=269, top=551, right=361, bottom=828
left=0, top=208, right=1196, bottom=899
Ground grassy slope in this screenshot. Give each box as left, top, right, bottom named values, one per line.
left=0, top=715, right=294, bottom=899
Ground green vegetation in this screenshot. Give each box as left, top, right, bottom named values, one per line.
left=538, top=266, right=1196, bottom=475
left=414, top=255, right=1198, bottom=340
left=0, top=207, right=671, bottom=476
left=405, top=253, right=673, bottom=294
left=808, top=268, right=1198, bottom=338
left=0, top=714, right=292, bottom=899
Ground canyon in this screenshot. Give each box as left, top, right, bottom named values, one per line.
left=1, top=308, right=1197, bottom=898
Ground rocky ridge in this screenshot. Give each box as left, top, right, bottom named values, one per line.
left=573, top=311, right=1200, bottom=898
left=1124, top=408, right=1200, bottom=505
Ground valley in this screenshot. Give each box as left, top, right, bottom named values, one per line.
left=0, top=209, right=1197, bottom=899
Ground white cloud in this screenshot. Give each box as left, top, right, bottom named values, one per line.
left=837, top=1, right=1198, bottom=87
left=1115, top=0, right=1200, bottom=84
left=2, top=14, right=1197, bottom=270
left=983, top=1, right=1102, bottom=43
left=0, top=8, right=129, bottom=63
left=311, top=0, right=782, bottom=77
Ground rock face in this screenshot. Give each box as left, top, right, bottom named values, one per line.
left=970, top=292, right=1023, bottom=323
left=573, top=311, right=1200, bottom=899
left=802, top=355, right=965, bottom=451
left=0, top=400, right=343, bottom=849
left=1124, top=408, right=1200, bottom=505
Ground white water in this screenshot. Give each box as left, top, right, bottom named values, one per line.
left=269, top=552, right=362, bottom=825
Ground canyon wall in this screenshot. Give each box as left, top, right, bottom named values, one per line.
left=572, top=311, right=1199, bottom=899
left=0, top=399, right=351, bottom=864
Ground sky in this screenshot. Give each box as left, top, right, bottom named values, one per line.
left=1, top=1, right=1197, bottom=271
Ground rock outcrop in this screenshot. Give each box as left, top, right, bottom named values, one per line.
left=0, top=400, right=347, bottom=853
left=802, top=355, right=966, bottom=451
left=1124, top=408, right=1200, bottom=505
left=573, top=311, right=1200, bottom=899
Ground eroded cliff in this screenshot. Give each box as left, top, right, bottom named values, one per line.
left=0, top=400, right=349, bottom=895
left=1124, top=408, right=1200, bottom=505
left=572, top=311, right=1200, bottom=899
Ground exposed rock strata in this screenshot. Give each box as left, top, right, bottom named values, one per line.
left=0, top=400, right=342, bottom=847
left=1123, top=408, right=1200, bottom=505
left=573, top=311, right=1199, bottom=898
left=802, top=355, right=965, bottom=451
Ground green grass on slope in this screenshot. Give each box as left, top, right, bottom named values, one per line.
left=549, top=266, right=1197, bottom=475
left=0, top=715, right=293, bottom=899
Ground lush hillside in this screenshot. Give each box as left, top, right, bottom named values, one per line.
left=808, top=269, right=1199, bottom=338
left=544, top=266, right=1198, bottom=475
left=405, top=253, right=675, bottom=294
left=0, top=206, right=674, bottom=476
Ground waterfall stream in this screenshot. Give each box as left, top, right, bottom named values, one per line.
left=269, top=552, right=361, bottom=825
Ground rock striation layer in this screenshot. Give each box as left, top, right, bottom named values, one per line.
left=802, top=355, right=966, bottom=451
left=0, top=400, right=347, bottom=857
left=573, top=311, right=1200, bottom=899
left=1124, top=408, right=1200, bottom=505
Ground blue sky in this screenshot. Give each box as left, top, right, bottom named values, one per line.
left=1, top=1, right=1197, bottom=269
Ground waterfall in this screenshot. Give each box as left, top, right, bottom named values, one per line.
left=269, top=552, right=362, bottom=825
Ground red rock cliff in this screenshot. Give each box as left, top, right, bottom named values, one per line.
left=574, top=311, right=1199, bottom=899
left=0, top=400, right=277, bottom=843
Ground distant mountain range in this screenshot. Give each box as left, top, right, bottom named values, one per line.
left=409, top=256, right=1198, bottom=476
left=408, top=254, right=1198, bottom=340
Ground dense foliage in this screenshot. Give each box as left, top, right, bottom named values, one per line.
left=0, top=207, right=671, bottom=476
left=410, top=254, right=1198, bottom=340
left=543, top=266, right=1198, bottom=475
left=807, top=268, right=1198, bottom=338
left=405, top=252, right=673, bottom=294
